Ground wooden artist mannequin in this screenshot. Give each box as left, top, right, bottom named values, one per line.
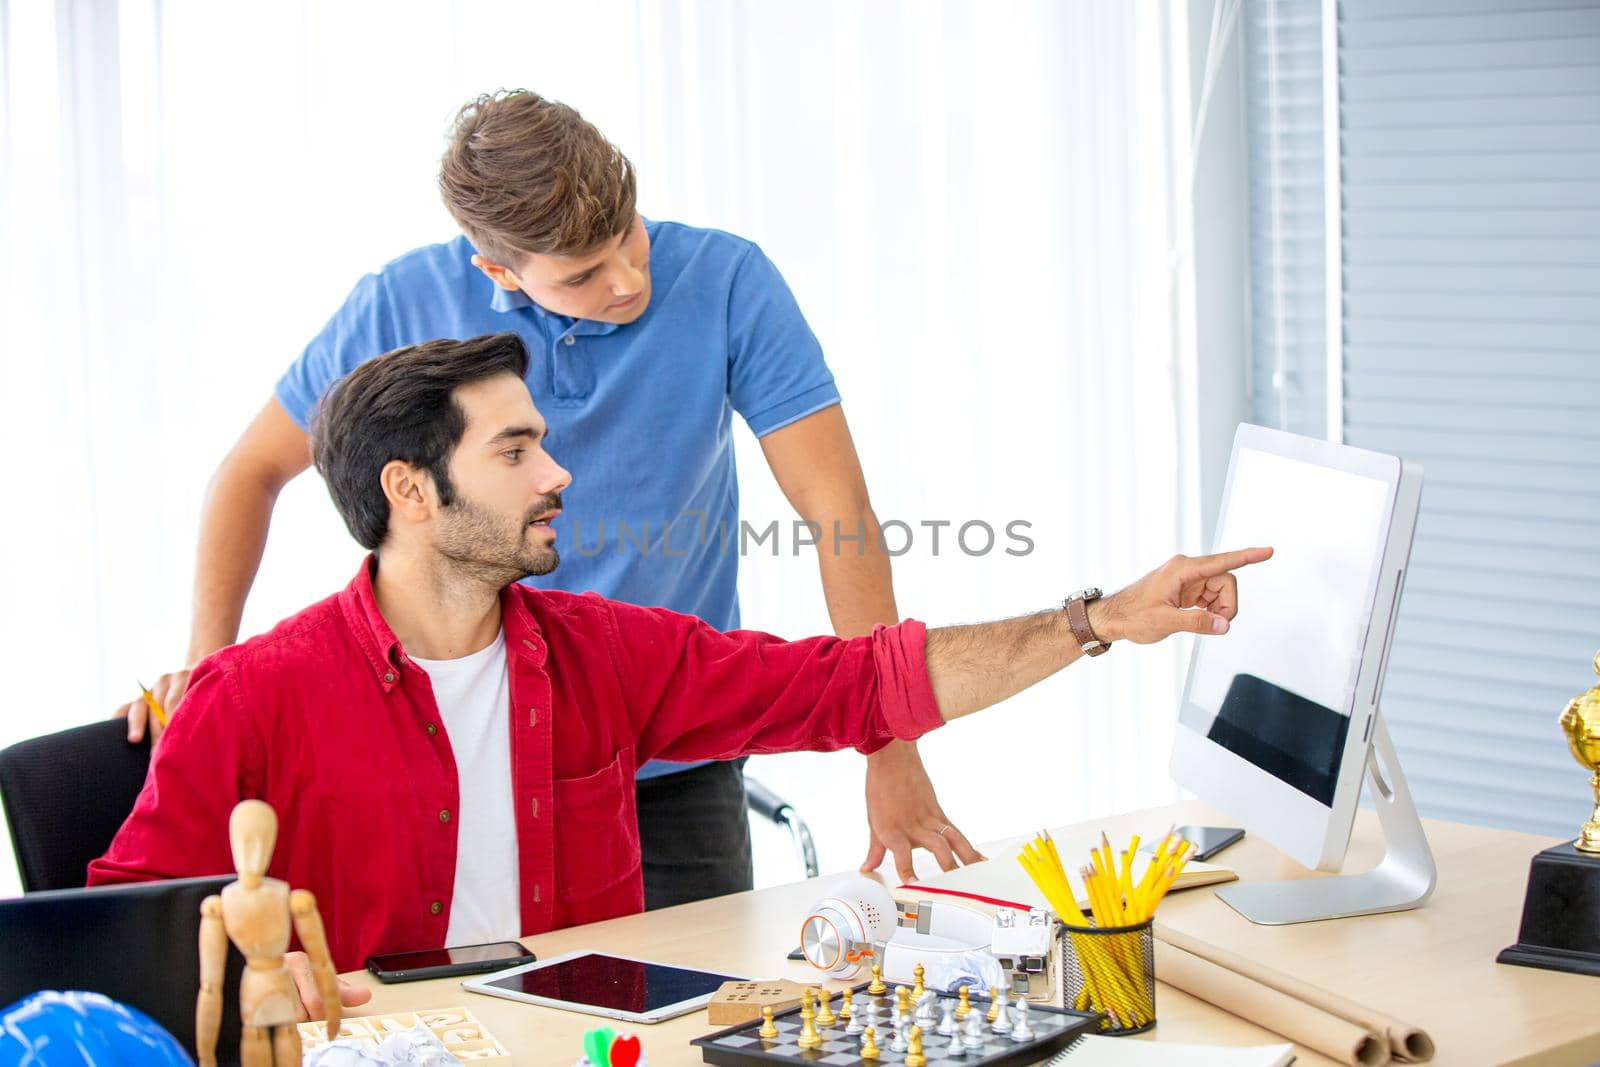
left=197, top=800, right=342, bottom=1067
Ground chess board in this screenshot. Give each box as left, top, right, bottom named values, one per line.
left=692, top=985, right=1098, bottom=1067
left=298, top=1006, right=511, bottom=1061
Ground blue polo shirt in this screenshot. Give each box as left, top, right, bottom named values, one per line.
left=276, top=220, right=840, bottom=779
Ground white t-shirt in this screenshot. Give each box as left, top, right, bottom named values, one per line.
left=411, top=629, right=520, bottom=946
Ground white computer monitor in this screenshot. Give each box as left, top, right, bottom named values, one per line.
left=1169, top=424, right=1435, bottom=924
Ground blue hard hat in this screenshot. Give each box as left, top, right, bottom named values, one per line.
left=0, top=990, right=194, bottom=1066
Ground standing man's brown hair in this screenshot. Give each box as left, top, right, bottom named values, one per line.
left=439, top=91, right=636, bottom=264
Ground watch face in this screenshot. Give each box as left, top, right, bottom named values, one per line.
left=1069, top=587, right=1102, bottom=601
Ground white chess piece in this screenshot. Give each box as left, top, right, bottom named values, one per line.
left=990, top=987, right=1012, bottom=1034
left=937, top=1001, right=957, bottom=1036
left=915, top=991, right=938, bottom=1027
left=964, top=1006, right=988, bottom=1042
left=845, top=995, right=865, bottom=1036
left=1009, top=1000, right=1034, bottom=1042
left=946, top=1027, right=968, bottom=1058
left=889, top=1018, right=910, bottom=1053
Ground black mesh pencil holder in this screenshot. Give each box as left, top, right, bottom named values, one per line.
left=1058, top=916, right=1156, bottom=1035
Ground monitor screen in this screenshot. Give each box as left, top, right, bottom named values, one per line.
left=1178, top=446, right=1394, bottom=806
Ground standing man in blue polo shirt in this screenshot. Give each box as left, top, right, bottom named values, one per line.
left=119, top=90, right=980, bottom=908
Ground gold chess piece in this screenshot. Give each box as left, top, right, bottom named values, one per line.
left=860, top=1026, right=880, bottom=1060
left=905, top=1024, right=928, bottom=1067
left=867, top=963, right=887, bottom=996
left=797, top=995, right=822, bottom=1049
left=955, top=984, right=972, bottom=1019
left=1560, top=650, right=1600, bottom=854
left=986, top=986, right=1000, bottom=1022
left=839, top=991, right=853, bottom=1025
left=896, top=985, right=912, bottom=1018
left=815, top=987, right=837, bottom=1026
left=912, top=962, right=926, bottom=1000
left=758, top=1006, right=779, bottom=1040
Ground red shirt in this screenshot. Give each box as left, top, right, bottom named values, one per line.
left=89, top=558, right=941, bottom=970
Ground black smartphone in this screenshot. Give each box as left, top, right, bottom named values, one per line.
left=365, top=941, right=535, bottom=983
left=1169, top=825, right=1245, bottom=862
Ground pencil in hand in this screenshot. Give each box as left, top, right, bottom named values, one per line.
left=136, top=680, right=169, bottom=731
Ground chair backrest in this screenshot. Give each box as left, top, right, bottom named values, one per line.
left=0, top=719, right=151, bottom=892
left=0, top=875, right=244, bottom=1064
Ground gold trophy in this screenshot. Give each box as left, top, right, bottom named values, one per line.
left=1559, top=651, right=1600, bottom=853
left=1499, top=650, right=1600, bottom=977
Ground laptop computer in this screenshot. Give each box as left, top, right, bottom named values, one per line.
left=0, top=875, right=245, bottom=1064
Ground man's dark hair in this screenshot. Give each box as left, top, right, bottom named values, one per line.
left=310, top=332, right=531, bottom=550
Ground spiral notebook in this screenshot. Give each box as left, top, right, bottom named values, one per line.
left=1048, top=1035, right=1295, bottom=1066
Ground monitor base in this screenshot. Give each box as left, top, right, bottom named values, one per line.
left=1216, top=714, right=1435, bottom=925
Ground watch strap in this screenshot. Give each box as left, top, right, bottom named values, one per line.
left=1065, top=592, right=1109, bottom=656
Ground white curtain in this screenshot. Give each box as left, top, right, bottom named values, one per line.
left=0, top=1, right=1199, bottom=895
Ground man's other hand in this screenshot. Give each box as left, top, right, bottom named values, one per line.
left=861, top=740, right=984, bottom=883
left=286, top=950, right=372, bottom=1021
left=112, top=668, right=191, bottom=744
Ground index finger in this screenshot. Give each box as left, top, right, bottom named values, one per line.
left=287, top=954, right=321, bottom=1020
left=1183, top=546, right=1273, bottom=581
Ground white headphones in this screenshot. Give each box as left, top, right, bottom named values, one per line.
left=798, top=876, right=995, bottom=987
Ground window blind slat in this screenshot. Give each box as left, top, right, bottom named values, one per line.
left=1344, top=95, right=1600, bottom=128
left=1348, top=289, right=1600, bottom=321
left=1341, top=7, right=1600, bottom=45
left=1341, top=38, right=1600, bottom=73
left=1343, top=65, right=1600, bottom=101
left=1344, top=153, right=1600, bottom=182
left=1345, top=261, right=1600, bottom=290
left=1343, top=0, right=1600, bottom=22
left=1346, top=343, right=1596, bottom=375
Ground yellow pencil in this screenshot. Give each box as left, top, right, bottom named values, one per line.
left=1120, top=834, right=1140, bottom=897
left=137, top=681, right=169, bottom=730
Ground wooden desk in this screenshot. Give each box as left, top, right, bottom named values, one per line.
left=341, top=801, right=1600, bottom=1066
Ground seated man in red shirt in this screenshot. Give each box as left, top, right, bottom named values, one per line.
left=91, top=331, right=1269, bottom=1016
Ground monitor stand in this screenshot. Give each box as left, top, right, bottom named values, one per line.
left=1216, top=713, right=1436, bottom=925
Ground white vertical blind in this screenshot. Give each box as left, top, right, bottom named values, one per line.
left=1335, top=0, right=1600, bottom=837
left=1244, top=0, right=1328, bottom=439
left=1245, top=0, right=1600, bottom=837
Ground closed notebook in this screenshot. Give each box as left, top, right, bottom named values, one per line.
left=899, top=830, right=1236, bottom=913
left=1048, top=1035, right=1295, bottom=1066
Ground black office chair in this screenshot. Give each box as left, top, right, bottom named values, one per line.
left=745, top=775, right=819, bottom=878
left=0, top=719, right=151, bottom=892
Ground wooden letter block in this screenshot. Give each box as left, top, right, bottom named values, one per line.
left=706, top=979, right=807, bottom=1025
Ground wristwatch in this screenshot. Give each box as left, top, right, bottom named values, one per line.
left=1063, top=588, right=1110, bottom=656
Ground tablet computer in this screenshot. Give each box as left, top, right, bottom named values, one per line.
left=461, top=950, right=745, bottom=1024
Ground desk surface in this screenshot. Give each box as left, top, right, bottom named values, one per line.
left=342, top=801, right=1600, bottom=1066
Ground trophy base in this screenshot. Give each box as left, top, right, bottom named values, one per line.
left=1497, top=839, right=1600, bottom=978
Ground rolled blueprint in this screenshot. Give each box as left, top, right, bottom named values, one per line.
left=1155, top=923, right=1434, bottom=1062
left=1155, top=941, right=1389, bottom=1066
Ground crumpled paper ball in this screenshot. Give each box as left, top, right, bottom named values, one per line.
left=303, top=1021, right=463, bottom=1066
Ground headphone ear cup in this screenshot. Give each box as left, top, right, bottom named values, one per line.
left=800, top=875, right=899, bottom=978
left=830, top=874, right=898, bottom=941
left=800, top=900, right=864, bottom=976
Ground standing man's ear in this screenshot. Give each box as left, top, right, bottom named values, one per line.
left=471, top=254, right=523, bottom=292
left=381, top=460, right=435, bottom=526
